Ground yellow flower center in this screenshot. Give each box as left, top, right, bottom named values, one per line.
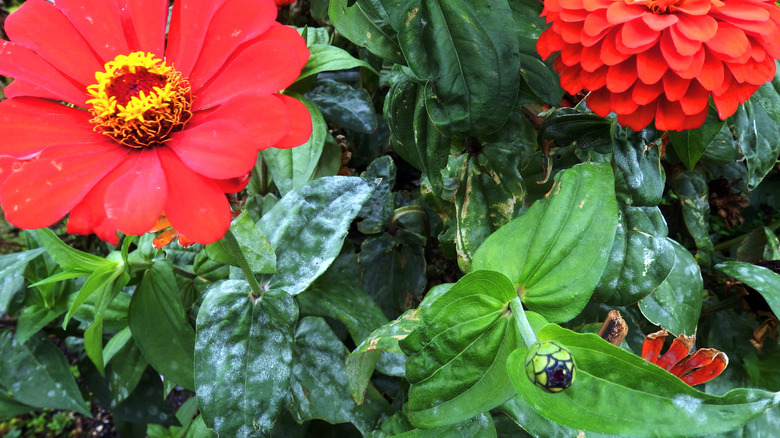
left=86, top=52, right=192, bottom=148
left=646, top=0, right=682, bottom=14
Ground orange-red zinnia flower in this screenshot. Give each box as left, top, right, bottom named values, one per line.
left=0, top=0, right=311, bottom=245
left=537, top=0, right=780, bottom=131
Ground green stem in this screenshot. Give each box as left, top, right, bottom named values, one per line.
left=509, top=297, right=537, bottom=348
left=713, top=218, right=780, bottom=252
left=223, top=229, right=263, bottom=299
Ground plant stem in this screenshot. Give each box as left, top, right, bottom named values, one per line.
left=509, top=296, right=537, bottom=347
left=223, top=229, right=263, bottom=299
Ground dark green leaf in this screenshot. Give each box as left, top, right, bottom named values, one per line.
left=473, top=162, right=619, bottom=322
left=0, top=393, right=35, bottom=420
left=129, top=261, right=195, bottom=390
left=288, top=317, right=393, bottom=435
left=106, top=336, right=147, bottom=407
left=537, top=108, right=613, bottom=152
left=206, top=212, right=276, bottom=274
left=329, top=0, right=406, bottom=64
left=399, top=271, right=522, bottom=429
left=508, top=325, right=780, bottom=437
left=668, top=105, right=724, bottom=170
left=638, top=239, right=703, bottom=336
left=716, top=262, right=780, bottom=318
left=612, top=129, right=665, bottom=206
left=392, top=412, right=497, bottom=438
left=593, top=206, right=676, bottom=306
left=305, top=79, right=378, bottom=133
left=0, top=248, right=45, bottom=314
left=671, top=171, right=714, bottom=266
left=298, top=45, right=378, bottom=82
left=752, top=60, right=780, bottom=124
left=358, top=155, right=397, bottom=234
left=517, top=39, right=563, bottom=105
left=398, top=0, right=520, bottom=137
left=0, top=331, right=89, bottom=415
left=195, top=281, right=298, bottom=437
left=257, top=176, right=374, bottom=295
left=731, top=100, right=780, bottom=190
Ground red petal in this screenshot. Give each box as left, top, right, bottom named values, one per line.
left=679, top=80, right=710, bottom=115
left=4, top=0, right=103, bottom=87
left=676, top=0, right=712, bottom=15
left=680, top=351, right=728, bottom=386
left=581, top=65, right=609, bottom=90
left=583, top=0, right=612, bottom=11
left=636, top=46, right=668, bottom=84
left=581, top=41, right=606, bottom=72
left=677, top=107, right=709, bottom=130
left=273, top=94, right=313, bottom=149
left=119, top=0, right=169, bottom=56
left=662, top=73, right=691, bottom=101
left=560, top=65, right=585, bottom=93
left=158, top=147, right=231, bottom=244
left=0, top=98, right=104, bottom=159
left=610, top=89, right=639, bottom=114
left=706, top=23, right=750, bottom=60
left=56, top=0, right=129, bottom=62
left=583, top=10, right=611, bottom=36
left=674, top=13, right=718, bottom=42
left=193, top=92, right=291, bottom=149
left=166, top=0, right=228, bottom=77
left=641, top=330, right=668, bottom=363
left=586, top=87, right=613, bottom=117
left=655, top=99, right=687, bottom=131
left=606, top=59, right=638, bottom=93
left=642, top=13, right=678, bottom=31
left=670, top=26, right=701, bottom=56
left=559, top=21, right=585, bottom=44
left=193, top=25, right=309, bottom=110
left=166, top=119, right=257, bottom=180
left=561, top=43, right=583, bottom=67
left=600, top=30, right=632, bottom=65
left=618, top=100, right=657, bottom=130
left=4, top=80, right=71, bottom=102
left=713, top=1, right=769, bottom=21
left=0, top=156, right=20, bottom=187
left=620, top=18, right=661, bottom=49
left=187, top=0, right=277, bottom=91
left=697, top=50, right=725, bottom=90
left=560, top=8, right=589, bottom=22
left=68, top=166, right=122, bottom=245
left=104, top=148, right=167, bottom=235
left=538, top=30, right=564, bottom=60
left=0, top=142, right=128, bottom=229
left=606, top=2, right=646, bottom=24
left=712, top=76, right=741, bottom=119
left=0, top=41, right=88, bottom=106
left=661, top=31, right=695, bottom=72
left=675, top=49, right=705, bottom=79
left=215, top=173, right=251, bottom=193
left=632, top=80, right=664, bottom=104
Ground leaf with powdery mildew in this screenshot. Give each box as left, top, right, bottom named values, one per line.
left=195, top=281, right=298, bottom=437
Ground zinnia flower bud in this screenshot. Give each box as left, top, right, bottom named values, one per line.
left=525, top=340, right=576, bottom=393
left=537, top=0, right=780, bottom=131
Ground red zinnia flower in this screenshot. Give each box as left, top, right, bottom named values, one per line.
left=537, top=0, right=780, bottom=131
left=0, top=0, right=311, bottom=245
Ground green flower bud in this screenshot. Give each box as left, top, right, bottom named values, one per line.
left=524, top=340, right=575, bottom=393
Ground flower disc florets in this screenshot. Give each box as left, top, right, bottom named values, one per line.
left=86, top=52, right=192, bottom=148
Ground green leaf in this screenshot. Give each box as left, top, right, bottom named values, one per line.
left=106, top=335, right=147, bottom=407
left=537, top=108, right=613, bottom=151
left=16, top=299, right=68, bottom=344
left=85, top=316, right=105, bottom=375
left=399, top=271, right=522, bottom=429
left=731, top=100, right=780, bottom=190
left=517, top=38, right=563, bottom=105
left=206, top=212, right=276, bottom=274
left=0, top=248, right=45, bottom=314
left=329, top=0, right=406, bottom=64
left=507, top=324, right=780, bottom=437
left=472, top=162, right=618, bottom=322
left=257, top=176, right=374, bottom=295
left=593, top=206, right=676, bottom=306
left=287, top=317, right=393, bottom=435
left=298, top=44, right=378, bottom=82
left=263, top=95, right=327, bottom=196
left=398, top=0, right=520, bottom=137
left=638, top=239, right=703, bottom=336
left=752, top=60, right=780, bottom=124
left=499, top=395, right=582, bottom=438
left=63, top=260, right=126, bottom=327
left=392, top=412, right=498, bottom=438
left=358, top=155, right=397, bottom=234
left=35, top=228, right=107, bottom=271
left=195, top=281, right=298, bottom=437
left=129, top=261, right=195, bottom=390
left=0, top=393, right=35, bottom=420
left=0, top=331, right=90, bottom=415
left=671, top=171, right=714, bottom=267
left=305, top=79, right=378, bottom=133
left=716, top=261, right=780, bottom=318
left=612, top=128, right=665, bottom=206
left=668, top=105, right=724, bottom=170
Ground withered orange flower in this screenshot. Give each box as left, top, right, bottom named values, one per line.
left=0, top=0, right=311, bottom=245
left=641, top=329, right=728, bottom=386
left=537, top=0, right=780, bottom=131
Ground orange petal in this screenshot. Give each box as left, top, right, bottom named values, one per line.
left=680, top=352, right=728, bottom=386
left=641, top=329, right=668, bottom=363
left=706, top=23, right=750, bottom=61
left=662, top=72, right=691, bottom=101
left=607, top=59, right=638, bottom=93
left=656, top=334, right=695, bottom=370
left=637, top=46, right=668, bottom=84
left=610, top=89, right=639, bottom=114
left=618, top=100, right=657, bottom=131
left=632, top=80, right=664, bottom=105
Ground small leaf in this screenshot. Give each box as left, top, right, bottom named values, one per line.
left=716, top=261, right=780, bottom=318
left=668, top=105, right=724, bottom=170
left=671, top=171, right=714, bottom=267
left=305, top=79, right=378, bottom=133
left=0, top=331, right=90, bottom=415
left=298, top=44, right=378, bottom=82
left=206, top=211, right=276, bottom=274
left=473, top=162, right=619, bottom=322
left=195, top=281, right=298, bottom=437
left=35, top=228, right=107, bottom=271
left=399, top=271, right=522, bottom=429
left=0, top=248, right=45, bottom=314
left=507, top=324, right=780, bottom=437
left=731, top=100, right=780, bottom=190
left=257, top=176, right=374, bottom=295
left=129, top=261, right=195, bottom=390
left=612, top=128, right=665, bottom=206
left=329, top=0, right=406, bottom=64
left=639, top=239, right=703, bottom=336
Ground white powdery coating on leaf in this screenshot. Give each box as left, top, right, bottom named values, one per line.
left=672, top=394, right=705, bottom=424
